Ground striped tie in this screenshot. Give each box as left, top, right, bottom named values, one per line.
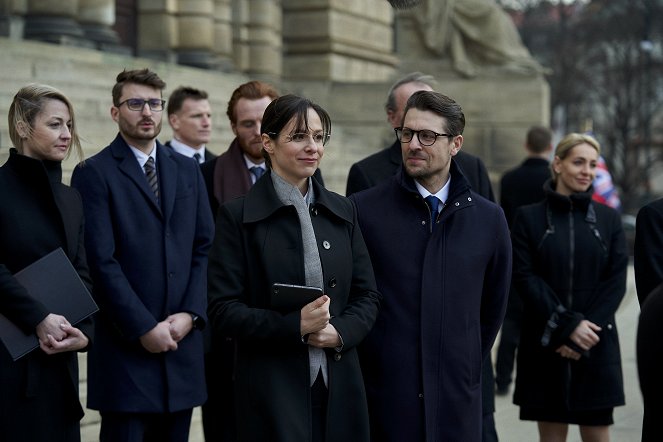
left=144, top=157, right=159, bottom=201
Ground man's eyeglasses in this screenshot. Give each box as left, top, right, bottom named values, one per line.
left=117, top=98, right=166, bottom=112
left=270, top=131, right=331, bottom=146
left=395, top=127, right=454, bottom=147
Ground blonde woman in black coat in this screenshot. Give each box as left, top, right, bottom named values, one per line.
left=511, top=133, right=627, bottom=442
left=207, top=95, right=380, bottom=442
left=0, top=84, right=93, bottom=441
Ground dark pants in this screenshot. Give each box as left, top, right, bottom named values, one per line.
left=495, top=290, right=523, bottom=389
left=482, top=354, right=498, bottom=442
left=99, top=409, right=193, bottom=442
left=311, top=371, right=328, bottom=442
left=202, top=338, right=236, bottom=441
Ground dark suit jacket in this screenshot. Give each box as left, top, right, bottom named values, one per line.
left=346, top=140, right=495, bottom=201
left=71, top=134, right=215, bottom=413
left=500, top=157, right=550, bottom=228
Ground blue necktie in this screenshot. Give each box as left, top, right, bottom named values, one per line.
left=425, top=195, right=440, bottom=229
left=144, top=157, right=159, bottom=202
left=193, top=152, right=202, bottom=164
left=250, top=166, right=265, bottom=182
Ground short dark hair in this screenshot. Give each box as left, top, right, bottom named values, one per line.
left=403, top=90, right=465, bottom=136
left=167, top=86, right=208, bottom=116
left=112, top=68, right=166, bottom=106
left=226, top=80, right=279, bottom=124
left=526, top=125, right=552, bottom=154
left=261, top=95, right=331, bottom=168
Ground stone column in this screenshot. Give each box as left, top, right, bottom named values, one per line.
left=78, top=0, right=127, bottom=53
left=24, top=0, right=92, bottom=47
left=137, top=0, right=177, bottom=63
left=281, top=0, right=397, bottom=82
left=0, top=0, right=25, bottom=38
left=212, top=0, right=234, bottom=70
left=174, top=0, right=216, bottom=68
left=233, top=0, right=281, bottom=79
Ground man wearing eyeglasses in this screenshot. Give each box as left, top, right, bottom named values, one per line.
left=71, top=68, right=214, bottom=441
left=351, top=91, right=511, bottom=442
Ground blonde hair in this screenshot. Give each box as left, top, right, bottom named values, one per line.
left=551, top=133, right=601, bottom=180
left=8, top=83, right=83, bottom=161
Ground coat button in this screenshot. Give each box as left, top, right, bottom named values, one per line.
left=333, top=353, right=342, bottom=361
left=328, top=277, right=337, bottom=288
left=467, top=197, right=472, bottom=201
left=607, top=323, right=613, bottom=330
left=454, top=202, right=460, bottom=207
left=310, top=206, right=318, bottom=216
left=322, top=240, right=331, bottom=250
left=418, top=393, right=424, bottom=399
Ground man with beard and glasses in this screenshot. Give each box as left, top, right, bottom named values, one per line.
left=71, top=68, right=214, bottom=441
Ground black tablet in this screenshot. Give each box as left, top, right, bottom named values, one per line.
left=271, top=283, right=323, bottom=312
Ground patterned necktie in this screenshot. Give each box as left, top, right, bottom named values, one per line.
left=250, top=166, right=265, bottom=183
left=193, top=152, right=202, bottom=164
left=144, top=157, right=159, bottom=201
left=425, top=195, right=440, bottom=229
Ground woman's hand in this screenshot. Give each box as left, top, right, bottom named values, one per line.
left=555, top=344, right=581, bottom=361
left=569, top=319, right=601, bottom=351
left=39, top=323, right=89, bottom=354
left=308, top=324, right=341, bottom=348
left=36, top=313, right=70, bottom=343
left=300, top=295, right=330, bottom=335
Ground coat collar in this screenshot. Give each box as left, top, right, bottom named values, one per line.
left=243, top=170, right=352, bottom=224
left=544, top=179, right=594, bottom=212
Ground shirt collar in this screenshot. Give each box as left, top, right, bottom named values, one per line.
left=128, top=143, right=157, bottom=168
left=415, top=175, right=451, bottom=207
left=170, top=138, right=206, bottom=161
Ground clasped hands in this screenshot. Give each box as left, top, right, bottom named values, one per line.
left=36, top=313, right=88, bottom=355
left=140, top=312, right=193, bottom=353
left=556, top=319, right=601, bottom=361
left=300, top=295, right=341, bottom=348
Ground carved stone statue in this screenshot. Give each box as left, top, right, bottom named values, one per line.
left=413, top=0, right=546, bottom=77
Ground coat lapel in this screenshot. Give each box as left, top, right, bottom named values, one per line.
left=111, top=135, right=163, bottom=216
left=157, top=143, right=178, bottom=222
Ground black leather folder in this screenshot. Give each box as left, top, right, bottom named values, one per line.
left=0, top=248, right=98, bottom=360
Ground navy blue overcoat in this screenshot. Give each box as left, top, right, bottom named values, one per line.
left=71, top=134, right=214, bottom=413
left=352, top=161, right=511, bottom=442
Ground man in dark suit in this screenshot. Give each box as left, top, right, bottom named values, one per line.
left=71, top=68, right=214, bottom=441
left=347, top=71, right=499, bottom=441
left=165, top=86, right=216, bottom=164
left=351, top=91, right=511, bottom=442
left=494, top=125, right=552, bottom=396
left=345, top=72, right=494, bottom=201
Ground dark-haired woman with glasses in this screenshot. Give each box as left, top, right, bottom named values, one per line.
left=511, top=133, right=627, bottom=442
left=207, top=94, right=381, bottom=442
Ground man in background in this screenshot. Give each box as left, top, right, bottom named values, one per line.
left=494, top=125, right=552, bottom=396
left=165, top=86, right=216, bottom=164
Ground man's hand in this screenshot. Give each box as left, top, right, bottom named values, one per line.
left=300, top=295, right=330, bottom=336
left=166, top=312, right=194, bottom=342
left=40, top=323, right=89, bottom=355
left=36, top=313, right=70, bottom=343
left=139, top=321, right=178, bottom=353
left=307, top=323, right=341, bottom=348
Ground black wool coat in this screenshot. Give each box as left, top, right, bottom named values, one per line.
left=0, top=149, right=94, bottom=441
left=634, top=197, right=663, bottom=304
left=207, top=172, right=381, bottom=442
left=512, top=182, right=627, bottom=411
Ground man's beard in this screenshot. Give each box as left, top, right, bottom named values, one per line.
left=387, top=0, right=420, bottom=9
